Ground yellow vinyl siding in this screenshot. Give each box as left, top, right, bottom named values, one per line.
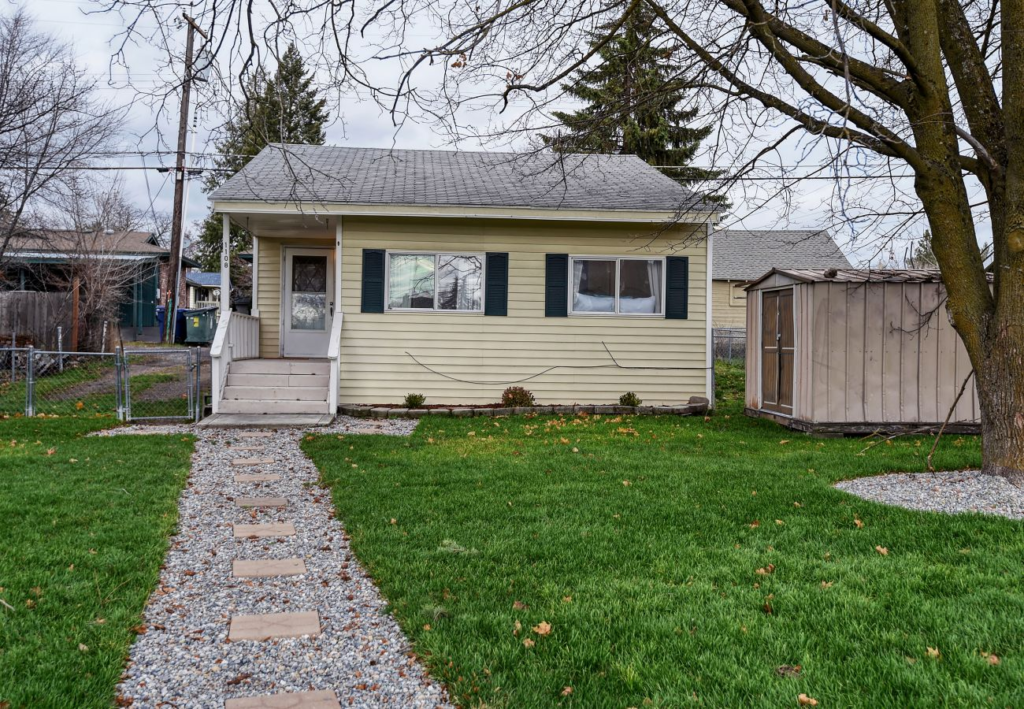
left=257, top=216, right=709, bottom=405
left=711, top=280, right=748, bottom=327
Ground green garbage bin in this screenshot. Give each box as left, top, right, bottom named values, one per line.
left=183, top=306, right=218, bottom=344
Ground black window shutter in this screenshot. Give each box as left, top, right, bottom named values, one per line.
left=545, top=254, right=569, bottom=317
left=361, top=249, right=386, bottom=313
left=484, top=252, right=509, bottom=316
left=665, top=256, right=689, bottom=319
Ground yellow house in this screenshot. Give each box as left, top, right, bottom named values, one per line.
left=205, top=145, right=718, bottom=423
left=711, top=230, right=851, bottom=328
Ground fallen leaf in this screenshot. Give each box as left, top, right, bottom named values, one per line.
left=762, top=601, right=773, bottom=615
left=512, top=600, right=528, bottom=611
left=775, top=519, right=785, bottom=526
left=78, top=643, right=89, bottom=652
left=749, top=519, right=761, bottom=529
left=756, top=564, right=776, bottom=576
left=513, top=620, right=521, bottom=636
left=45, top=448, right=55, bottom=456
left=875, top=545, right=889, bottom=556
left=793, top=502, right=802, bottom=508
left=561, top=686, right=573, bottom=697
left=926, top=646, right=940, bottom=659
left=533, top=621, right=552, bottom=636
left=820, top=581, right=834, bottom=589
left=797, top=694, right=818, bottom=706
left=423, top=624, right=431, bottom=631
left=622, top=480, right=631, bottom=486
left=987, top=653, right=1001, bottom=666
left=390, top=518, right=397, bottom=525
left=226, top=672, right=252, bottom=686
left=562, top=595, right=572, bottom=603
left=775, top=665, right=801, bottom=678
left=75, top=401, right=84, bottom=410
left=522, top=638, right=535, bottom=648
left=854, top=518, right=864, bottom=529
left=779, top=440, right=790, bottom=445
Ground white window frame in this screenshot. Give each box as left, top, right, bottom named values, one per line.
left=568, top=255, right=666, bottom=318
left=385, top=250, right=486, bottom=314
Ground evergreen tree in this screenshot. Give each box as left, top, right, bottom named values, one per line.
left=909, top=229, right=938, bottom=268
left=541, top=7, right=716, bottom=185
left=195, top=44, right=328, bottom=273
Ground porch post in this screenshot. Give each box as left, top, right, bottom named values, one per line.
left=220, top=213, right=231, bottom=316
left=334, top=218, right=343, bottom=315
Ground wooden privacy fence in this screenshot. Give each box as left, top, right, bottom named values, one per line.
left=0, top=291, right=75, bottom=350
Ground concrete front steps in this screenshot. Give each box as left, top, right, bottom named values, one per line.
left=220, top=359, right=330, bottom=415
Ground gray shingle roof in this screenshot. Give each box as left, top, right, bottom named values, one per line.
left=210, top=144, right=707, bottom=213
left=712, top=229, right=851, bottom=281
left=752, top=268, right=985, bottom=285
left=186, top=271, right=221, bottom=287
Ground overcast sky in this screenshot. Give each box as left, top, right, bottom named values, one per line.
left=21, top=0, right=943, bottom=267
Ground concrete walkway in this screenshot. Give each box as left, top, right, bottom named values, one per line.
left=109, top=420, right=449, bottom=708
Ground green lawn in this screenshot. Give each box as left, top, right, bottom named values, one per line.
left=0, top=416, right=193, bottom=708
left=303, top=364, right=1024, bottom=707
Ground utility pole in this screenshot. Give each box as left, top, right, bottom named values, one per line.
left=163, top=13, right=208, bottom=343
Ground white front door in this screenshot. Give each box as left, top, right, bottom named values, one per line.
left=283, top=247, right=334, bottom=358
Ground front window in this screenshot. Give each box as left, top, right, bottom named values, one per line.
left=571, top=257, right=663, bottom=315
left=388, top=252, right=483, bottom=312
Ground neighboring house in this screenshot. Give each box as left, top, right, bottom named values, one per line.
left=745, top=268, right=980, bottom=433
left=186, top=271, right=222, bottom=308
left=711, top=229, right=851, bottom=327
left=0, top=229, right=197, bottom=345
left=206, top=144, right=718, bottom=417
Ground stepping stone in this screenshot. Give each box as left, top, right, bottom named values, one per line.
left=234, top=473, right=282, bottom=483
left=233, top=558, right=306, bottom=577
left=240, top=432, right=274, bottom=438
left=228, top=611, right=320, bottom=641
left=232, top=522, right=296, bottom=538
left=225, top=690, right=340, bottom=709
left=231, top=458, right=276, bottom=467
left=235, top=497, right=287, bottom=508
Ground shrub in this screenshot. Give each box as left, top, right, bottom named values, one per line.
left=619, top=392, right=642, bottom=407
left=403, top=393, right=426, bottom=408
left=501, top=386, right=536, bottom=408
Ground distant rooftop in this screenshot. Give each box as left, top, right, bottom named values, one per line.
left=186, top=271, right=221, bottom=287
left=210, top=144, right=710, bottom=214
left=713, top=229, right=851, bottom=280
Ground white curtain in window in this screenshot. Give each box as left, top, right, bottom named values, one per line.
left=647, top=260, right=662, bottom=314
left=388, top=254, right=435, bottom=309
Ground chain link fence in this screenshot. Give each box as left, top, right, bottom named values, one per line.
left=0, top=346, right=203, bottom=422
left=713, top=328, right=747, bottom=363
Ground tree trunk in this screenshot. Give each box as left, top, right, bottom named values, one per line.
left=975, top=330, right=1024, bottom=486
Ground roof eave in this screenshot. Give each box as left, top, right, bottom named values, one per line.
left=210, top=199, right=719, bottom=225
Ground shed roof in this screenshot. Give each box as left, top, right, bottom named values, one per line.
left=712, top=229, right=851, bottom=280
left=209, top=144, right=709, bottom=214
left=748, top=268, right=954, bottom=287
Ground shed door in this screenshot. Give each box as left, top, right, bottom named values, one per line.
left=761, top=289, right=794, bottom=415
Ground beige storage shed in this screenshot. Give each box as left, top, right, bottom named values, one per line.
left=744, top=268, right=980, bottom=434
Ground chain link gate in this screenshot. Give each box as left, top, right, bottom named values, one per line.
left=0, top=346, right=203, bottom=422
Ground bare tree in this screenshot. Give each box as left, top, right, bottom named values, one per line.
left=92, top=0, right=1023, bottom=482
left=0, top=10, right=121, bottom=268
left=44, top=177, right=165, bottom=350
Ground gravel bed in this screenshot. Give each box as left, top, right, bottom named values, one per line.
left=111, top=420, right=449, bottom=708
left=90, top=415, right=419, bottom=438
left=836, top=470, right=1024, bottom=520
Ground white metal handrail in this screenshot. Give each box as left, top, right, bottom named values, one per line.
left=327, top=312, right=343, bottom=415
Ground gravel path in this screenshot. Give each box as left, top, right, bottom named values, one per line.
left=836, top=470, right=1024, bottom=520
left=108, top=418, right=449, bottom=708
